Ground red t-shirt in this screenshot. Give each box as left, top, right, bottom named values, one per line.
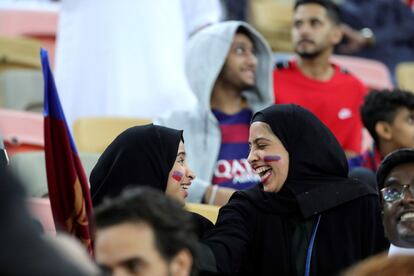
left=274, top=60, right=367, bottom=153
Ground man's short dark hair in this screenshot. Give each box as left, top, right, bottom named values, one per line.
left=361, top=89, right=414, bottom=146
left=94, top=187, right=198, bottom=273
left=377, top=148, right=414, bottom=189
left=294, top=0, right=341, bottom=25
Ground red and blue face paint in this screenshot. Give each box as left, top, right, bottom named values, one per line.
left=172, top=171, right=184, bottom=182
left=264, top=155, right=281, bottom=163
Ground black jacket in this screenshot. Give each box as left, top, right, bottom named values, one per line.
left=202, top=105, right=389, bottom=275
left=204, top=186, right=388, bottom=275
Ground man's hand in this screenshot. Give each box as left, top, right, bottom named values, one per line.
left=338, top=24, right=375, bottom=54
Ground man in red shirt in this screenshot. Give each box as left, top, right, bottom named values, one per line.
left=274, top=0, right=367, bottom=157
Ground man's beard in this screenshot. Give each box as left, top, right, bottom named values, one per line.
left=294, top=42, right=325, bottom=60
left=295, top=48, right=324, bottom=59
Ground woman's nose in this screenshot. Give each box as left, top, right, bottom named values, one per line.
left=187, top=167, right=196, bottom=181
left=247, top=149, right=257, bottom=165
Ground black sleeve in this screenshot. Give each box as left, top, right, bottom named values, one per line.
left=361, top=195, right=390, bottom=256
left=190, top=211, right=214, bottom=239
left=201, top=196, right=257, bottom=274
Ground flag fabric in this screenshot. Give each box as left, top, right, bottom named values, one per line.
left=41, top=49, right=94, bottom=255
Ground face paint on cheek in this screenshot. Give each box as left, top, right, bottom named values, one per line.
left=172, top=171, right=184, bottom=182
left=264, top=155, right=281, bottom=163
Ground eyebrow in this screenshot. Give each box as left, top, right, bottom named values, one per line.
left=249, top=137, right=272, bottom=145
left=384, top=178, right=401, bottom=186
left=232, top=42, right=255, bottom=51
left=119, top=257, right=144, bottom=270
left=177, top=151, right=186, bottom=157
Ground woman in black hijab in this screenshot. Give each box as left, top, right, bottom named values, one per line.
left=90, top=124, right=191, bottom=205
left=90, top=124, right=212, bottom=237
left=202, top=104, right=388, bottom=276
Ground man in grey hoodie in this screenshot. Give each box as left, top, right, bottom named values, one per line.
left=156, top=21, right=273, bottom=205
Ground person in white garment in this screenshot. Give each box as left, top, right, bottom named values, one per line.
left=55, top=0, right=222, bottom=128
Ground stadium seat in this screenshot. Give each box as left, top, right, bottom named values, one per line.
left=0, top=108, right=43, bottom=157
left=331, top=55, right=393, bottom=90
left=0, top=36, right=42, bottom=70
left=0, top=37, right=43, bottom=112
left=73, top=117, right=152, bottom=153
left=249, top=0, right=294, bottom=52
left=185, top=202, right=220, bottom=224
left=396, top=62, right=414, bottom=93
left=26, top=197, right=56, bottom=235
left=0, top=8, right=58, bottom=67
left=9, top=150, right=100, bottom=198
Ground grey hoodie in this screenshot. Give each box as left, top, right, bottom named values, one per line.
left=155, top=21, right=274, bottom=203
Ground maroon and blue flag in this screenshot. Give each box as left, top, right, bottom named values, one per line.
left=41, top=48, right=94, bottom=255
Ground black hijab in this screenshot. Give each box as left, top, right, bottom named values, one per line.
left=90, top=124, right=182, bottom=207
left=250, top=104, right=376, bottom=218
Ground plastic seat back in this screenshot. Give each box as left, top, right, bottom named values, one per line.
left=73, top=117, right=152, bottom=153
left=185, top=202, right=220, bottom=224
left=10, top=150, right=100, bottom=198
left=396, top=62, right=414, bottom=93
left=0, top=108, right=44, bottom=157
left=26, top=197, right=56, bottom=235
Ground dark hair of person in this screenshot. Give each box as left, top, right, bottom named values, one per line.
left=377, top=148, right=414, bottom=190
left=294, top=0, right=341, bottom=25
left=361, top=89, right=414, bottom=147
left=236, top=25, right=255, bottom=46
left=94, top=187, right=198, bottom=275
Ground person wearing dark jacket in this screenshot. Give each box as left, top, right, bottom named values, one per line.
left=337, top=0, right=414, bottom=78
left=90, top=124, right=213, bottom=238
left=0, top=167, right=90, bottom=275
left=202, top=104, right=388, bottom=275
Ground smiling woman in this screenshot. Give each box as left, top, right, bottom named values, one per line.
left=247, top=122, right=289, bottom=193
left=90, top=124, right=192, bottom=206
left=202, top=104, right=388, bottom=275
left=89, top=124, right=211, bottom=238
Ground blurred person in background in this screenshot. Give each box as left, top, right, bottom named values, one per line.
left=156, top=21, right=274, bottom=206
left=274, top=0, right=367, bottom=158
left=55, top=0, right=222, bottom=128
left=337, top=0, right=414, bottom=78
left=349, top=89, right=414, bottom=173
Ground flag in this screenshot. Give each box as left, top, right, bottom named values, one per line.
left=41, top=49, right=94, bottom=255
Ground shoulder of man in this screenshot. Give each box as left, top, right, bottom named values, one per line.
left=334, top=64, right=367, bottom=90
left=273, top=60, right=291, bottom=71
left=337, top=65, right=351, bottom=75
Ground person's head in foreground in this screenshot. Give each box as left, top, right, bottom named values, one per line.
left=90, top=124, right=195, bottom=206
left=94, top=187, right=197, bottom=276
left=377, top=148, right=414, bottom=248
left=342, top=253, right=414, bottom=276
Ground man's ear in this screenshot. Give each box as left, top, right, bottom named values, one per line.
left=331, top=25, right=343, bottom=45
left=375, top=121, right=393, bottom=141
left=169, top=249, right=193, bottom=276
